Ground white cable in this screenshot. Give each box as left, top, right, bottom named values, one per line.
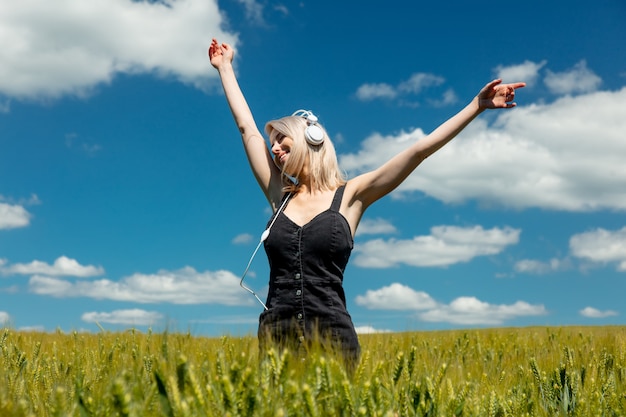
left=239, top=193, right=292, bottom=310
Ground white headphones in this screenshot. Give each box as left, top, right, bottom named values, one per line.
left=292, top=109, right=325, bottom=145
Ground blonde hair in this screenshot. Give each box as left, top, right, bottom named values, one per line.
left=265, top=115, right=346, bottom=193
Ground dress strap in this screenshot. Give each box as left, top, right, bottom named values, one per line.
left=330, top=185, right=346, bottom=212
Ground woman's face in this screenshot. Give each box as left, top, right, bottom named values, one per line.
left=271, top=132, right=293, bottom=168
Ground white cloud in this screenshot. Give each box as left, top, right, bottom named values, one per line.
left=81, top=309, right=164, bottom=325
left=18, top=325, right=45, bottom=332
left=355, top=283, right=437, bottom=310
left=428, top=88, right=458, bottom=107
left=0, top=285, right=19, bottom=294
left=273, top=4, right=289, bottom=17
left=495, top=60, right=547, bottom=87
left=28, top=266, right=253, bottom=306
left=340, top=85, right=626, bottom=212
left=236, top=0, right=265, bottom=25
left=1, top=256, right=104, bottom=277
left=579, top=307, right=618, bottom=319
left=398, top=73, right=445, bottom=94
left=353, top=225, right=520, bottom=268
left=232, top=233, right=254, bottom=245
left=545, top=60, right=602, bottom=95
left=418, top=297, right=547, bottom=325
left=65, top=133, right=102, bottom=156
left=356, top=218, right=397, bottom=236
left=354, top=325, right=392, bottom=334
left=0, top=311, right=10, bottom=325
left=514, top=258, right=569, bottom=274
left=341, top=128, right=426, bottom=175
left=570, top=227, right=626, bottom=271
left=355, top=83, right=397, bottom=101
left=355, top=72, right=448, bottom=104
left=0, top=0, right=237, bottom=100
left=354, top=284, right=547, bottom=326
left=1, top=194, right=41, bottom=206
left=0, top=203, right=31, bottom=229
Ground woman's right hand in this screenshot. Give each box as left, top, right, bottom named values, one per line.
left=209, top=38, right=234, bottom=70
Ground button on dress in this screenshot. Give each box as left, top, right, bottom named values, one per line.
left=258, top=185, right=360, bottom=363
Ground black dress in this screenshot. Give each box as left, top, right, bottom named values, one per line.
left=258, top=185, right=360, bottom=363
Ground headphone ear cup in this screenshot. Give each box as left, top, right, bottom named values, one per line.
left=305, top=124, right=324, bottom=145
left=292, top=109, right=325, bottom=145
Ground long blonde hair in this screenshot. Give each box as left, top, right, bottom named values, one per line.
left=265, top=115, right=346, bottom=193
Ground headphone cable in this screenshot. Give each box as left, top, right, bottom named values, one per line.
left=239, top=193, right=292, bottom=310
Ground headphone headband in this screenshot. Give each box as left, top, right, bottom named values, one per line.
left=292, top=109, right=324, bottom=145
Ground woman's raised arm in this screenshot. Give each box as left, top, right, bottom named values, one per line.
left=349, top=79, right=526, bottom=210
left=209, top=39, right=281, bottom=204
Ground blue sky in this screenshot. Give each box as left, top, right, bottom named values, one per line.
left=1, top=0, right=625, bottom=336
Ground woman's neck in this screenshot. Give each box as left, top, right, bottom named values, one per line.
left=295, top=176, right=326, bottom=195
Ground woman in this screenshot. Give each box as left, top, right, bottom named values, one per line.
left=209, top=38, right=525, bottom=365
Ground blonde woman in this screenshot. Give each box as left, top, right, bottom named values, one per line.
left=209, top=38, right=525, bottom=366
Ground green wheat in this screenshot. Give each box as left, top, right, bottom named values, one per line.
left=0, top=326, right=625, bottom=416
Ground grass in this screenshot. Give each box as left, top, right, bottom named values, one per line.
left=1, top=326, right=625, bottom=416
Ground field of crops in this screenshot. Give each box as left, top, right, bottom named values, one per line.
left=1, top=326, right=625, bottom=416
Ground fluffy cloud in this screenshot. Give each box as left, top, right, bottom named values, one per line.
left=545, top=60, right=602, bottom=95
left=81, top=309, right=164, bottom=326
left=508, top=227, right=626, bottom=276
left=354, top=325, right=392, bottom=334
left=0, top=203, right=31, bottom=229
left=28, top=266, right=253, bottom=306
left=353, top=225, right=520, bottom=268
left=495, top=60, right=547, bottom=87
left=355, top=283, right=437, bottom=310
left=356, top=218, right=397, bottom=236
left=232, top=233, right=254, bottom=245
left=514, top=258, right=570, bottom=274
left=236, top=0, right=266, bottom=25
left=355, top=72, right=451, bottom=105
left=0, top=0, right=237, bottom=100
left=354, top=283, right=547, bottom=326
left=1, top=256, right=104, bottom=277
left=398, top=73, right=445, bottom=94
left=355, top=83, right=397, bottom=101
left=341, top=82, right=626, bottom=212
left=579, top=307, right=619, bottom=319
left=418, top=297, right=547, bottom=325
left=570, top=227, right=626, bottom=271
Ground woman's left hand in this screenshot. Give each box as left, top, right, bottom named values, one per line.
left=477, top=79, right=526, bottom=109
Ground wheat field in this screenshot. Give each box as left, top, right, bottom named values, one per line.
left=1, top=326, right=625, bottom=416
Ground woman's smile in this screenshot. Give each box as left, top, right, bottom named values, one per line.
left=271, top=133, right=292, bottom=167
